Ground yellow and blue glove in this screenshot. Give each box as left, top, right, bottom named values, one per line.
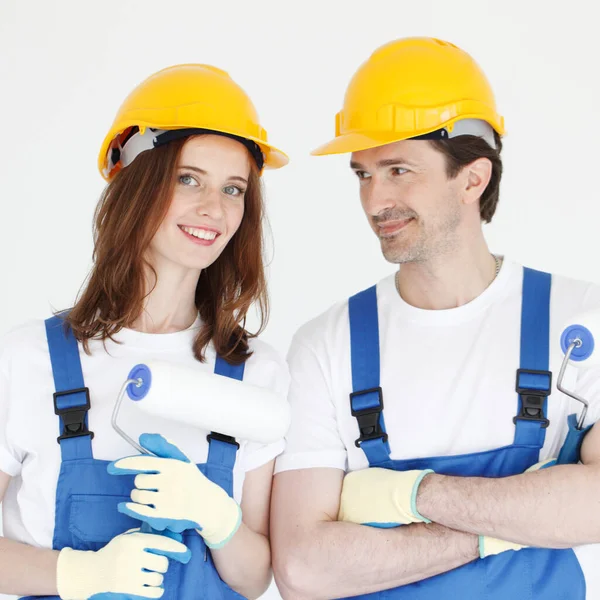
left=338, top=467, right=434, bottom=527
left=56, top=528, right=191, bottom=600
left=338, top=458, right=556, bottom=557
left=108, top=434, right=242, bottom=550
left=479, top=458, right=557, bottom=559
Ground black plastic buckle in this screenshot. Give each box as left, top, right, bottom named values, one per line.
left=350, top=387, right=388, bottom=447
left=207, top=431, right=240, bottom=449
left=53, top=387, right=94, bottom=443
left=513, top=369, right=551, bottom=428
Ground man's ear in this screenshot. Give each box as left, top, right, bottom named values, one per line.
left=462, top=157, right=492, bottom=206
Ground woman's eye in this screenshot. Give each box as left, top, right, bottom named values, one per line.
left=179, top=174, right=198, bottom=186
left=223, top=185, right=244, bottom=197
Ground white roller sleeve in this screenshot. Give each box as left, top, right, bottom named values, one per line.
left=126, top=360, right=290, bottom=444
left=561, top=308, right=600, bottom=367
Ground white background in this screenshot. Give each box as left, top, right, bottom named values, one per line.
left=1, top=0, right=599, bottom=598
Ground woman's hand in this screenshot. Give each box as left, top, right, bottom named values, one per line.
left=109, top=434, right=241, bottom=549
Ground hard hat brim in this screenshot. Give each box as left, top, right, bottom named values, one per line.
left=257, top=140, right=289, bottom=170
left=99, top=125, right=289, bottom=181
left=311, top=131, right=417, bottom=156
left=312, top=116, right=505, bottom=157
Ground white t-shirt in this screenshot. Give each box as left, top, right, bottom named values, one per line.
left=275, top=258, right=600, bottom=595
left=0, top=317, right=289, bottom=552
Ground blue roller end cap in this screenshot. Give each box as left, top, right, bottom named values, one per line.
left=126, top=364, right=152, bottom=401
left=561, top=324, right=595, bottom=362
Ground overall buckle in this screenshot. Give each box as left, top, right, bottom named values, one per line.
left=53, top=387, right=94, bottom=442
left=207, top=432, right=240, bottom=449
left=513, top=368, right=551, bottom=428
left=350, top=387, right=388, bottom=447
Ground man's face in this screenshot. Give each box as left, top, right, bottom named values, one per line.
left=351, top=140, right=466, bottom=265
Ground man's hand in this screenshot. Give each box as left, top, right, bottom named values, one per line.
left=338, top=467, right=433, bottom=527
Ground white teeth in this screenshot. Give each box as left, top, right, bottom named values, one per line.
left=182, top=226, right=217, bottom=240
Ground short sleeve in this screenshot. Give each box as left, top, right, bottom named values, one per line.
left=275, top=334, right=347, bottom=474
left=0, top=336, right=22, bottom=477
left=238, top=342, right=291, bottom=473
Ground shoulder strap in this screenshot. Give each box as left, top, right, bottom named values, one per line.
left=348, top=285, right=391, bottom=466
left=45, top=315, right=93, bottom=461
left=513, top=268, right=553, bottom=448
left=205, top=356, right=246, bottom=493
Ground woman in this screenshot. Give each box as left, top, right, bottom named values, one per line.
left=0, top=64, right=289, bottom=599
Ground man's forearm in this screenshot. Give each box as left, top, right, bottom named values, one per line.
left=274, top=520, right=478, bottom=600
left=417, top=464, right=600, bottom=547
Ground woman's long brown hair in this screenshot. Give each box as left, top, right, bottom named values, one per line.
left=66, top=136, right=268, bottom=364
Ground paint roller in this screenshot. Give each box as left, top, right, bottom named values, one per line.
left=556, top=309, right=600, bottom=463
left=110, top=360, right=290, bottom=538
left=112, top=360, right=291, bottom=455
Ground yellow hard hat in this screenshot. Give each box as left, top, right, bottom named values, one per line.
left=99, top=64, right=289, bottom=180
left=312, top=37, right=505, bottom=156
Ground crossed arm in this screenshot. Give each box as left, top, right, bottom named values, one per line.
left=271, top=468, right=479, bottom=600
left=417, top=421, right=600, bottom=547
left=270, top=422, right=600, bottom=599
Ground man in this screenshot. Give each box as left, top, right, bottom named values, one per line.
left=271, top=37, right=600, bottom=599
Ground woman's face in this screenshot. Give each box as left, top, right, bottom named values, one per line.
left=148, top=134, right=251, bottom=274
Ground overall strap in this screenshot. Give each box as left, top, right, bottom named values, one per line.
left=513, top=268, right=553, bottom=448
left=45, top=315, right=93, bottom=461
left=205, top=355, right=246, bottom=495
left=348, top=285, right=391, bottom=466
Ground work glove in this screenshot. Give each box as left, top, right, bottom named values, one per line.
left=479, top=458, right=557, bottom=558
left=108, top=434, right=242, bottom=549
left=338, top=467, right=434, bottom=527
left=56, top=528, right=191, bottom=599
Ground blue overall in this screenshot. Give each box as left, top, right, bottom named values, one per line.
left=345, top=268, right=586, bottom=599
left=21, top=315, right=246, bottom=600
